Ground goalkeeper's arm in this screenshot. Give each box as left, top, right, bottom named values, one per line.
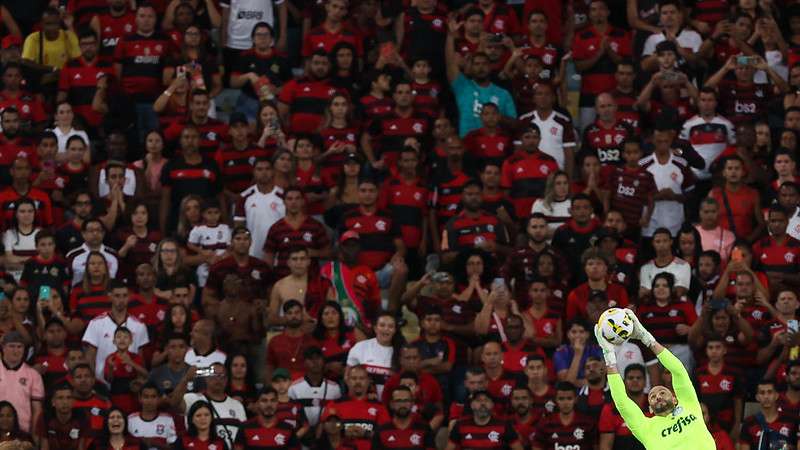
left=594, top=324, right=648, bottom=434
left=625, top=309, right=700, bottom=409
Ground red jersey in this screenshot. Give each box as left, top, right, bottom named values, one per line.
left=500, top=150, right=559, bottom=218
left=709, top=185, right=759, bottom=239
left=163, top=118, right=229, bottom=159
left=263, top=216, right=330, bottom=279
left=717, top=80, right=775, bottom=125
left=443, top=211, right=508, bottom=253
left=366, top=111, right=431, bottom=169
left=339, top=207, right=399, bottom=270
left=463, top=127, right=512, bottom=169
left=379, top=176, right=429, bottom=249
left=572, top=26, right=632, bottom=106
left=752, top=236, right=800, bottom=274
left=637, top=300, right=697, bottom=344
left=695, top=362, right=742, bottom=431
left=318, top=125, right=360, bottom=182
left=0, top=91, right=46, bottom=128
left=533, top=412, right=597, bottom=450
left=302, top=25, right=363, bottom=57
left=277, top=78, right=339, bottom=134
left=566, top=282, right=629, bottom=322
left=448, top=417, right=520, bottom=449
left=95, top=11, right=136, bottom=63
left=481, top=4, right=519, bottom=34
left=520, top=40, right=561, bottom=81
left=410, top=80, right=441, bottom=118
left=0, top=186, right=54, bottom=227
left=235, top=418, right=299, bottom=450
left=321, top=398, right=390, bottom=450
left=581, top=119, right=635, bottom=167
left=214, top=144, right=271, bottom=194
left=372, top=420, right=435, bottom=450
left=113, top=31, right=175, bottom=100
left=605, top=165, right=657, bottom=229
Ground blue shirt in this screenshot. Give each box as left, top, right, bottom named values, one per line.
left=553, top=344, right=603, bottom=379
left=451, top=73, right=517, bottom=137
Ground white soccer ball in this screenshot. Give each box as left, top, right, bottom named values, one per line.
left=598, top=308, right=635, bottom=345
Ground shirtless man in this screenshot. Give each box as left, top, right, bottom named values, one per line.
left=214, top=274, right=265, bottom=354
left=269, top=246, right=328, bottom=327
left=203, top=227, right=271, bottom=312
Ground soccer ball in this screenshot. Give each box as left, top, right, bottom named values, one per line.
left=598, top=308, right=635, bottom=345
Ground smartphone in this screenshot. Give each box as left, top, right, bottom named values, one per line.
left=38, top=285, right=51, bottom=302
left=710, top=298, right=729, bottom=310
left=731, top=247, right=744, bottom=263
left=491, top=277, right=506, bottom=289
left=195, top=367, right=216, bottom=377
left=789, top=319, right=799, bottom=334
left=736, top=55, right=749, bottom=66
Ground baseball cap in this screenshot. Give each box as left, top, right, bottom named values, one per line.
left=1, top=35, right=21, bottom=50
left=271, top=368, right=290, bottom=381
left=2, top=331, right=25, bottom=345
left=229, top=112, right=248, bottom=127
left=339, top=230, right=360, bottom=244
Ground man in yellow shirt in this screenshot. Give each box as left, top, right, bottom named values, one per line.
left=21, top=7, right=80, bottom=71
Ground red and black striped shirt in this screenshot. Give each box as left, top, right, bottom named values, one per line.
left=533, top=412, right=597, bottom=450
left=379, top=176, right=429, bottom=249
left=339, top=207, right=399, bottom=270
left=752, top=236, right=800, bottom=274
left=449, top=417, right=520, bottom=449
left=263, top=216, right=330, bottom=279
left=366, top=111, right=431, bottom=169
left=214, top=144, right=270, bottom=194
left=113, top=32, right=175, bottom=100
left=372, top=420, right=435, bottom=450
left=278, top=78, right=339, bottom=134
left=605, top=165, right=657, bottom=230
left=95, top=11, right=136, bottom=63
left=695, top=362, right=742, bottom=431
left=443, top=211, right=508, bottom=254
left=164, top=118, right=229, bottom=159
left=319, top=125, right=360, bottom=182
left=637, top=300, right=697, bottom=345
left=58, top=58, right=114, bottom=126
left=69, top=283, right=110, bottom=323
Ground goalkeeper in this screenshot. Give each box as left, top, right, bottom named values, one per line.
left=594, top=309, right=715, bottom=450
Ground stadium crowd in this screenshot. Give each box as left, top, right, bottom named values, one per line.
left=0, top=0, right=799, bottom=448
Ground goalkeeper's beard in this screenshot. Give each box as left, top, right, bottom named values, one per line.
left=652, top=398, right=675, bottom=415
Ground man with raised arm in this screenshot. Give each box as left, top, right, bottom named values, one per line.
left=594, top=309, right=715, bottom=450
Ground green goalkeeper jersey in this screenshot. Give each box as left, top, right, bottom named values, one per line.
left=607, top=348, right=716, bottom=450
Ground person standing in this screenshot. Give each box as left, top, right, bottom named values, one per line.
left=234, top=157, right=285, bottom=259
left=113, top=3, right=175, bottom=142
left=0, top=332, right=43, bottom=438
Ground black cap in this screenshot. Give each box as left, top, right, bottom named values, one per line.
left=229, top=112, right=249, bottom=126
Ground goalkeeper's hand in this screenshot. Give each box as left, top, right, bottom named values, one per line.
left=594, top=324, right=617, bottom=367
left=624, top=308, right=656, bottom=347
